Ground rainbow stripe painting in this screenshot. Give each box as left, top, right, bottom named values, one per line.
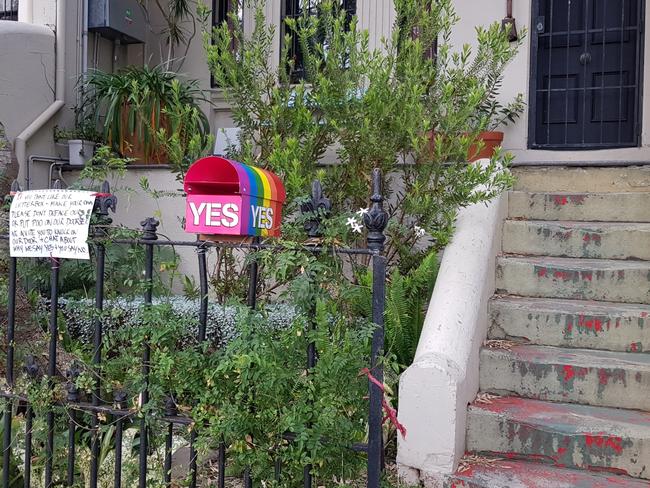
left=183, top=156, right=286, bottom=238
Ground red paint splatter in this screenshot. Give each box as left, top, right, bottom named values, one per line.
left=594, top=319, right=603, bottom=332
left=563, top=365, right=575, bottom=381
left=578, top=316, right=603, bottom=332
left=630, top=343, right=639, bottom=352
left=537, top=267, right=547, bottom=277
left=569, top=195, right=587, bottom=205
left=554, top=270, right=574, bottom=280
left=585, top=434, right=624, bottom=455
left=598, top=369, right=609, bottom=386
left=554, top=195, right=569, bottom=205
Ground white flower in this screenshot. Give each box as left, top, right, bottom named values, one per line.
left=356, top=207, right=369, bottom=216
left=414, top=225, right=426, bottom=238
left=346, top=217, right=364, bottom=234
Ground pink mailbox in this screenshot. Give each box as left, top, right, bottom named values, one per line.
left=183, top=156, right=286, bottom=238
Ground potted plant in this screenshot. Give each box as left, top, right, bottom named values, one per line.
left=82, top=65, right=210, bottom=165
left=54, top=122, right=103, bottom=167
left=467, top=93, right=525, bottom=161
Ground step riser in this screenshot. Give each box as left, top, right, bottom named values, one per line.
left=496, top=259, right=650, bottom=304
left=489, top=300, right=650, bottom=353
left=467, top=413, right=650, bottom=479
left=466, top=409, right=650, bottom=480
left=446, top=460, right=650, bottom=488
left=513, top=166, right=650, bottom=193
left=502, top=221, right=650, bottom=260
left=479, top=348, right=650, bottom=410
left=508, top=192, right=650, bottom=222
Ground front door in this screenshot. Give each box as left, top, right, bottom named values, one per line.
left=530, top=0, right=644, bottom=149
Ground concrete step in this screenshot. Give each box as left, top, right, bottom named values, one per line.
left=513, top=166, right=650, bottom=193
left=502, top=220, right=650, bottom=260
left=508, top=192, right=650, bottom=222
left=446, top=458, right=650, bottom=487
left=496, top=256, right=650, bottom=304
left=479, top=344, right=650, bottom=410
left=489, top=296, right=650, bottom=353
left=466, top=396, right=650, bottom=481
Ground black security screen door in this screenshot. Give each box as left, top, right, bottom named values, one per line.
left=529, top=0, right=645, bottom=149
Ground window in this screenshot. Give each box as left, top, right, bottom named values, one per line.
left=282, top=0, right=356, bottom=82
left=0, top=0, right=18, bottom=20
left=211, top=0, right=243, bottom=88
left=397, top=2, right=437, bottom=61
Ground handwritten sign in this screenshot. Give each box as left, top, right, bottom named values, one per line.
left=10, top=189, right=96, bottom=260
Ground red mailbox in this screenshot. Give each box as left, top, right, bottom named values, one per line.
left=183, top=156, right=286, bottom=238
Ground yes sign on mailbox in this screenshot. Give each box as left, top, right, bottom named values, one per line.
left=184, top=156, right=286, bottom=237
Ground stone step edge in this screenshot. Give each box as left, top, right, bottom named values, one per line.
left=488, top=295, right=650, bottom=353
left=466, top=396, right=650, bottom=480
left=497, top=253, right=650, bottom=265
left=447, top=457, right=650, bottom=488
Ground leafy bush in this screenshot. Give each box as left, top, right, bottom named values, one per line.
left=205, top=0, right=518, bottom=268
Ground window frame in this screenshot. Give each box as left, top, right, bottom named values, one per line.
left=0, top=0, right=19, bottom=20
left=211, top=0, right=244, bottom=88
left=280, top=0, right=357, bottom=83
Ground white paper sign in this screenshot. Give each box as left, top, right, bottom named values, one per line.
left=9, top=189, right=96, bottom=260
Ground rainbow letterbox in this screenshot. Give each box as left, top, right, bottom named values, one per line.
left=183, top=156, right=286, bottom=238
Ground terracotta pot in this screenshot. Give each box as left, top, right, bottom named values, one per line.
left=427, top=130, right=505, bottom=162
left=467, top=131, right=504, bottom=162
left=116, top=104, right=169, bottom=164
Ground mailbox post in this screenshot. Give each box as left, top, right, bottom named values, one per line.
left=183, top=156, right=286, bottom=240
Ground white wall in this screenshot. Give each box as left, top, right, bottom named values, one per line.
left=0, top=22, right=54, bottom=143
left=0, top=20, right=56, bottom=189
left=12, top=0, right=650, bottom=201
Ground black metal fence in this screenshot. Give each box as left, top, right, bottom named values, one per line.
left=0, top=0, right=18, bottom=20
left=1, top=171, right=388, bottom=487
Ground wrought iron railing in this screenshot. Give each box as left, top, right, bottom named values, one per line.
left=0, top=171, right=388, bottom=488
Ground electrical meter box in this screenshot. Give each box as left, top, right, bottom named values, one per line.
left=88, top=0, right=146, bottom=44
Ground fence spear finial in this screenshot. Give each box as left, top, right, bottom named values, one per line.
left=363, top=168, right=388, bottom=252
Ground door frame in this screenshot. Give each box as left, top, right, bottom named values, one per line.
left=527, top=0, right=646, bottom=150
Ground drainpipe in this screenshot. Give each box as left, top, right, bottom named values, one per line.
left=81, top=0, right=88, bottom=83
left=15, top=0, right=67, bottom=190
